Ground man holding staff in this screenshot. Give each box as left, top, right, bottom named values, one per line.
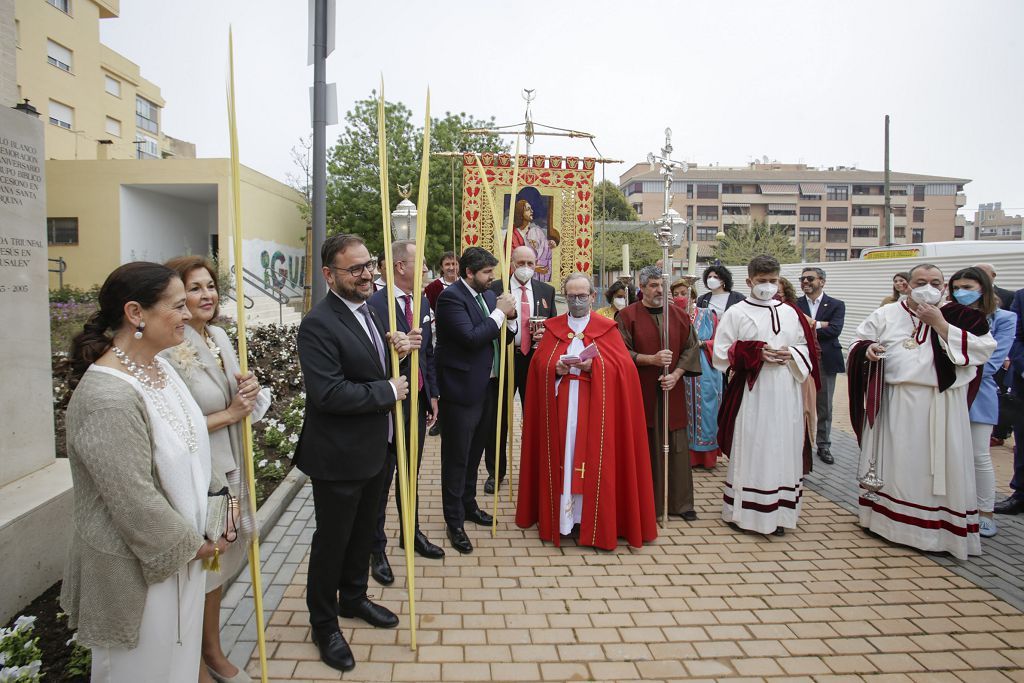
left=294, top=234, right=415, bottom=672
left=434, top=247, right=518, bottom=554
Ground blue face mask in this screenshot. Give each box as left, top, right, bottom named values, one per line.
left=953, top=289, right=982, bottom=305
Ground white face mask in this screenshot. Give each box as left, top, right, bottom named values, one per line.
left=910, top=284, right=943, bottom=305
left=751, top=282, right=779, bottom=301
left=612, top=296, right=627, bottom=310
left=706, top=277, right=722, bottom=291
left=514, top=266, right=535, bottom=284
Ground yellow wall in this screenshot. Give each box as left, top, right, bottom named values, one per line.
left=46, top=158, right=305, bottom=289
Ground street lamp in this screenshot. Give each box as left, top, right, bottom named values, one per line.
left=390, top=183, right=418, bottom=241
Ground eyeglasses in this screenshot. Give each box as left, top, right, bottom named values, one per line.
left=329, top=259, right=377, bottom=277
left=799, top=276, right=818, bottom=282
left=566, top=294, right=591, bottom=304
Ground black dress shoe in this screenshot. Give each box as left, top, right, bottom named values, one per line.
left=681, top=510, right=698, bottom=522
left=772, top=526, right=786, bottom=536
left=447, top=525, right=473, bottom=554
left=369, top=551, right=393, bottom=586
left=338, top=597, right=399, bottom=628
left=402, top=530, right=445, bottom=559
left=994, top=496, right=1024, bottom=515
left=817, top=448, right=834, bottom=464
left=428, top=422, right=441, bottom=437
left=465, top=508, right=493, bottom=526
left=312, top=629, right=355, bottom=672
left=483, top=476, right=497, bottom=494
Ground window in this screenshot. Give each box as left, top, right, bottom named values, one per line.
left=631, top=203, right=642, bottom=215
left=912, top=228, right=924, bottom=242
left=913, top=208, right=924, bottom=222
left=826, top=228, right=848, bottom=243
left=826, top=206, right=848, bottom=222
left=696, top=206, right=718, bottom=220
left=826, top=185, right=849, bottom=201
left=850, top=248, right=863, bottom=258
left=696, top=183, right=719, bottom=199
left=913, top=185, right=926, bottom=201
left=104, top=75, right=121, bottom=97
left=768, top=207, right=796, bottom=216
left=105, top=116, right=121, bottom=137
left=48, top=99, right=72, bottom=129
left=46, top=39, right=72, bottom=72
left=696, top=227, right=718, bottom=241
left=47, top=217, right=78, bottom=245
left=47, top=0, right=71, bottom=13
left=892, top=206, right=906, bottom=217
left=894, top=227, right=906, bottom=238
left=799, top=207, right=821, bottom=222
left=852, top=227, right=878, bottom=238
left=852, top=206, right=875, bottom=216
left=800, top=228, right=820, bottom=243
left=686, top=184, right=694, bottom=199
left=629, top=182, right=641, bottom=195
left=722, top=206, right=748, bottom=216
left=136, top=96, right=159, bottom=134
left=135, top=134, right=159, bottom=159
left=799, top=193, right=821, bottom=201
left=954, top=225, right=964, bottom=239
left=826, top=249, right=848, bottom=262
left=722, top=184, right=744, bottom=194
left=852, top=185, right=880, bottom=196
left=685, top=205, right=693, bottom=219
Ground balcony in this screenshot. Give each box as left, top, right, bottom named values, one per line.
left=852, top=216, right=881, bottom=229
left=722, top=215, right=751, bottom=226
left=955, top=215, right=966, bottom=227
left=890, top=195, right=907, bottom=207
left=892, top=216, right=907, bottom=228
left=720, top=193, right=754, bottom=205
left=766, top=215, right=797, bottom=226
left=851, top=194, right=885, bottom=206
left=955, top=193, right=967, bottom=207
left=852, top=234, right=880, bottom=248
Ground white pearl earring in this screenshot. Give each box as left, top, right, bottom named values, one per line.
left=134, top=322, right=145, bottom=339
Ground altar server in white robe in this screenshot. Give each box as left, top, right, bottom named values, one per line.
left=713, top=255, right=815, bottom=536
left=848, top=263, right=996, bottom=560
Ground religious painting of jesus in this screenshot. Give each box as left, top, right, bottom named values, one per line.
left=502, top=188, right=560, bottom=282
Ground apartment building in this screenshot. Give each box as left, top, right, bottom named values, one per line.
left=974, top=202, right=1023, bottom=241
left=620, top=162, right=968, bottom=262
left=12, top=0, right=193, bottom=162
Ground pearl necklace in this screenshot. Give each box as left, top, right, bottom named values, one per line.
left=112, top=346, right=199, bottom=454
left=202, top=330, right=223, bottom=369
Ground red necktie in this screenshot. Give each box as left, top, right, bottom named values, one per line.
left=403, top=295, right=424, bottom=392
left=520, top=284, right=531, bottom=355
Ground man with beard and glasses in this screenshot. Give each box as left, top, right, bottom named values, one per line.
left=516, top=274, right=657, bottom=550
left=293, top=234, right=415, bottom=673
left=434, top=247, right=518, bottom=554
left=617, top=265, right=703, bottom=522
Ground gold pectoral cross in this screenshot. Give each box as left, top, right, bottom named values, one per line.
left=575, top=462, right=586, bottom=479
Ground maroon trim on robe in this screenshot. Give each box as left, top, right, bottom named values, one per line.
left=847, top=339, right=885, bottom=447
left=717, top=340, right=766, bottom=457
left=933, top=302, right=988, bottom=401
left=859, top=495, right=979, bottom=536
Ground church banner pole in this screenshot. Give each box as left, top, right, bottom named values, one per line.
left=405, top=88, right=432, bottom=650
left=226, top=29, right=269, bottom=683
left=376, top=79, right=417, bottom=650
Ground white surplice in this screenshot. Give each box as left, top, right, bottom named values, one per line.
left=556, top=313, right=589, bottom=535
left=852, top=301, right=996, bottom=560
left=713, top=299, right=810, bottom=533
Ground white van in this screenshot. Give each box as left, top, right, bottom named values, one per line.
left=859, top=240, right=1024, bottom=260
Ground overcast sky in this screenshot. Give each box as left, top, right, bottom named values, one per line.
left=100, top=0, right=1024, bottom=219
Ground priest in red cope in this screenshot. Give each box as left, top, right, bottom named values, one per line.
left=515, top=274, right=657, bottom=550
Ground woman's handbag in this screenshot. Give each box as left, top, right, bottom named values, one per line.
left=203, top=487, right=239, bottom=571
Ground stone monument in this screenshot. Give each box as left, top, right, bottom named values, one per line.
left=0, top=103, right=73, bottom=622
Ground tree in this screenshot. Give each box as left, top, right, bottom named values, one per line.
left=324, top=93, right=508, bottom=267
left=598, top=230, right=662, bottom=271
left=593, top=180, right=638, bottom=221
left=712, top=219, right=801, bottom=265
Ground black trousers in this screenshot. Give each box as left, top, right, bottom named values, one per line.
left=373, top=390, right=427, bottom=554
left=306, top=464, right=388, bottom=633
left=484, top=350, right=532, bottom=482
left=440, top=378, right=498, bottom=527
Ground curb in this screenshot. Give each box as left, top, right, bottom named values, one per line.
left=225, top=467, right=308, bottom=586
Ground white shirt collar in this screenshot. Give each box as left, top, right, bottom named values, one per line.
left=460, top=278, right=481, bottom=298
left=568, top=313, right=590, bottom=332
left=809, top=291, right=824, bottom=305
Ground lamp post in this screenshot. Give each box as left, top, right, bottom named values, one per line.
left=391, top=184, right=418, bottom=241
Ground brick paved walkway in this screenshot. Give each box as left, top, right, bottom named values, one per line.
left=226, top=378, right=1024, bottom=681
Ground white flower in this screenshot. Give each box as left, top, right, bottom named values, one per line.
left=258, top=459, right=268, bottom=468
left=66, top=633, right=78, bottom=645
left=12, top=616, right=35, bottom=632
left=287, top=433, right=299, bottom=444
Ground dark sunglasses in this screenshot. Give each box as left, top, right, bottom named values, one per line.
left=799, top=276, right=818, bottom=282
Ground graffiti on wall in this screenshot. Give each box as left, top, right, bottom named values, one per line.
left=260, top=249, right=306, bottom=291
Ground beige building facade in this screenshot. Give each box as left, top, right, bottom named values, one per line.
left=974, top=202, right=1023, bottom=241
left=620, top=162, right=968, bottom=262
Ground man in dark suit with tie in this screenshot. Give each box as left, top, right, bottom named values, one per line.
left=366, top=240, right=445, bottom=588
left=435, top=246, right=518, bottom=554
left=294, top=234, right=414, bottom=672
left=484, top=245, right=558, bottom=493
left=797, top=267, right=846, bottom=465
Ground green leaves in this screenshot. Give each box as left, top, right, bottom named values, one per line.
left=712, top=220, right=801, bottom=265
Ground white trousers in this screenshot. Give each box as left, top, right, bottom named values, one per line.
left=970, top=422, right=996, bottom=513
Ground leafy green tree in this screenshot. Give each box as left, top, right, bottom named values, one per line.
left=597, top=230, right=663, bottom=270
left=712, top=219, right=801, bottom=265
left=325, top=93, right=508, bottom=267
left=593, top=180, right=638, bottom=221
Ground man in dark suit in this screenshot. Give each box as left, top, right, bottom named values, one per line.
left=434, top=246, right=518, bottom=554
left=976, top=262, right=1016, bottom=311
left=995, top=287, right=1024, bottom=515
left=797, top=267, right=846, bottom=465
left=294, top=234, right=414, bottom=672
left=366, top=240, right=445, bottom=587
left=483, top=245, right=558, bottom=493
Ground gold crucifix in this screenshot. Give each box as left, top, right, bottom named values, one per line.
left=575, top=462, right=586, bottom=479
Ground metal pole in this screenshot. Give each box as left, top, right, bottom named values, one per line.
left=661, top=241, right=670, bottom=528
left=883, top=114, right=891, bottom=245
left=311, top=0, right=327, bottom=301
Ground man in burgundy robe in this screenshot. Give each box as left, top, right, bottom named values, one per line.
left=617, top=265, right=703, bottom=520
left=516, top=274, right=657, bottom=550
